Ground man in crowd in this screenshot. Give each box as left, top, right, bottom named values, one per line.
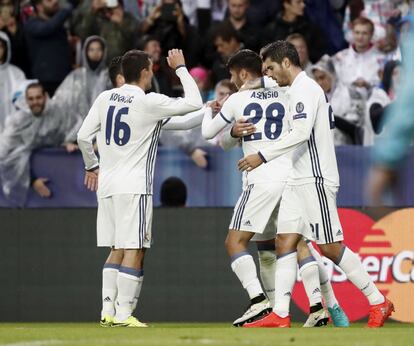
left=0, top=83, right=69, bottom=206
left=24, top=0, right=73, bottom=96
left=78, top=0, right=139, bottom=64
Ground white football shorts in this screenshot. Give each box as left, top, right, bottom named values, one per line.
left=229, top=182, right=286, bottom=241
left=97, top=194, right=153, bottom=249
left=277, top=184, right=344, bottom=244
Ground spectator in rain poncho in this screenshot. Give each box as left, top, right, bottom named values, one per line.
left=53, top=35, right=109, bottom=146
left=0, top=31, right=26, bottom=133
left=311, top=55, right=363, bottom=145
left=0, top=83, right=68, bottom=207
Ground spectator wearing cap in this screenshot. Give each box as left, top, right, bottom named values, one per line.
left=263, top=0, right=328, bottom=62
left=24, top=0, right=73, bottom=96
left=312, top=55, right=361, bottom=145
left=78, top=0, right=139, bottom=64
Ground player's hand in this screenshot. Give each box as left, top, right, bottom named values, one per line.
left=109, top=6, right=124, bottom=24
left=238, top=154, right=264, bottom=172
left=240, top=78, right=261, bottom=91
left=167, top=49, right=185, bottom=70
left=64, top=142, right=79, bottom=153
left=33, top=178, right=52, bottom=198
left=191, top=148, right=208, bottom=169
left=231, top=118, right=256, bottom=138
left=367, top=166, right=395, bottom=205
left=84, top=168, right=99, bottom=191
left=206, top=100, right=221, bottom=114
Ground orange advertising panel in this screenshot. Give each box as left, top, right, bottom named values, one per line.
left=292, top=208, right=414, bottom=322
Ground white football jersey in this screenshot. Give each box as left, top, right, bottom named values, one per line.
left=261, top=72, right=340, bottom=186
left=219, top=87, right=292, bottom=185
left=77, top=67, right=202, bottom=197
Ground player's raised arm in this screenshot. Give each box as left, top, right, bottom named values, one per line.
left=77, top=95, right=102, bottom=173
left=162, top=108, right=205, bottom=131
left=201, top=96, right=234, bottom=139
left=147, top=49, right=203, bottom=118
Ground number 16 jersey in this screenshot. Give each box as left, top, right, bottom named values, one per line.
left=220, top=87, right=292, bottom=185
left=77, top=67, right=203, bottom=198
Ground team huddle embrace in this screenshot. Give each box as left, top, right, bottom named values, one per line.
left=77, top=41, right=394, bottom=328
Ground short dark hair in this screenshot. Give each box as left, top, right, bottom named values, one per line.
left=215, top=79, right=238, bottom=93
left=352, top=16, right=375, bottom=35
left=160, top=177, right=187, bottom=207
left=121, top=49, right=151, bottom=84
left=26, top=82, right=45, bottom=95
left=109, top=56, right=123, bottom=87
left=212, top=22, right=240, bottom=43
left=137, top=34, right=161, bottom=50
left=260, top=40, right=301, bottom=67
left=286, top=33, right=306, bottom=44
left=226, top=49, right=262, bottom=76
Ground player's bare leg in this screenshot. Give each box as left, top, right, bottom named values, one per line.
left=113, top=249, right=147, bottom=327
left=319, top=242, right=394, bottom=328
left=297, top=240, right=328, bottom=327
left=225, top=230, right=271, bottom=326
left=100, top=248, right=124, bottom=326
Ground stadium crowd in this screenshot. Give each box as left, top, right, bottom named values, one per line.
left=0, top=0, right=412, bottom=203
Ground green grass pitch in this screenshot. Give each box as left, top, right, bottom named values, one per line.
left=0, top=323, right=413, bottom=346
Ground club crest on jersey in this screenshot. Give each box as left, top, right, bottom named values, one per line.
left=296, top=102, right=304, bottom=113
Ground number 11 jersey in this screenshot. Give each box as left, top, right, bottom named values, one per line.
left=220, top=86, right=292, bottom=185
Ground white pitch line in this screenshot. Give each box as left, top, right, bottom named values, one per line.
left=0, top=340, right=64, bottom=346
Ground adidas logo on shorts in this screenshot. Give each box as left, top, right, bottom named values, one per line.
left=336, top=229, right=343, bottom=236
left=104, top=296, right=112, bottom=302
left=243, top=220, right=252, bottom=227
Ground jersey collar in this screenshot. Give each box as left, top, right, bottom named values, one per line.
left=288, top=71, right=307, bottom=94
left=121, top=84, right=145, bottom=95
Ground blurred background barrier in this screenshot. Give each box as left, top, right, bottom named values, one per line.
left=1, top=146, right=414, bottom=208
left=1, top=207, right=413, bottom=323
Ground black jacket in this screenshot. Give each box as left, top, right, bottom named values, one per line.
left=264, top=14, right=327, bottom=63
left=24, top=6, right=72, bottom=83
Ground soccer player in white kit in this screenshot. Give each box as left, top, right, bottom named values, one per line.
left=202, top=49, right=337, bottom=327
left=77, top=49, right=203, bottom=327
left=238, top=41, right=394, bottom=328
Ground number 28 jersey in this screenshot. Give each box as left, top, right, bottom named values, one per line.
left=220, top=87, right=292, bottom=185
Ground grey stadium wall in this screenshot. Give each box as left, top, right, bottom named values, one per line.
left=1, top=208, right=306, bottom=322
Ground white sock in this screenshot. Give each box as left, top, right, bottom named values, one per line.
left=231, top=252, right=263, bottom=299
left=337, top=247, right=384, bottom=306
left=115, top=267, right=141, bottom=321
left=307, top=242, right=338, bottom=308
left=299, top=257, right=322, bottom=308
left=274, top=251, right=297, bottom=318
left=258, top=250, right=276, bottom=306
left=101, top=264, right=119, bottom=318
left=131, top=276, right=144, bottom=312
